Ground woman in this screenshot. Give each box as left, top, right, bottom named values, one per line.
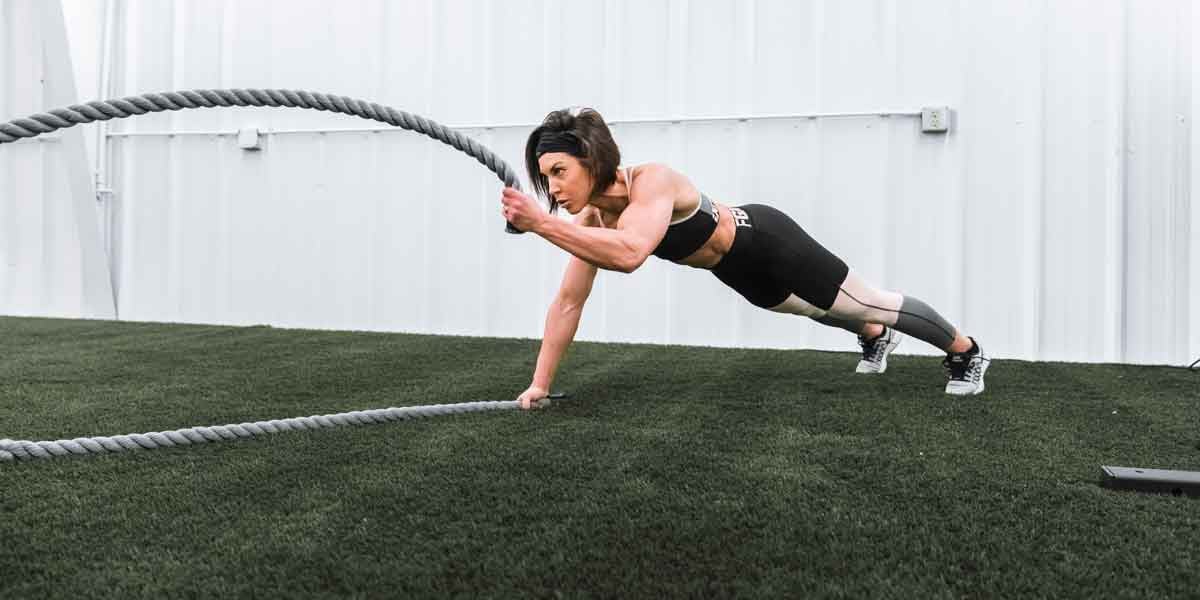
left=500, top=108, right=990, bottom=409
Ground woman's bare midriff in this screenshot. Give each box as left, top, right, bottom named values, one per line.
left=674, top=202, right=736, bottom=270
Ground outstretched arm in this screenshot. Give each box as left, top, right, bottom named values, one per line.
left=517, top=209, right=602, bottom=409
left=500, top=167, right=674, bottom=273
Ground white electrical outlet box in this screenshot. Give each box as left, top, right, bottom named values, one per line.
left=921, top=107, right=951, bottom=133
left=238, top=127, right=263, bottom=150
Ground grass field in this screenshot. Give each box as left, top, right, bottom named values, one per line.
left=1, top=315, right=1197, bottom=598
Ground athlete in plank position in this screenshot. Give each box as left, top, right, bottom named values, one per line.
left=500, top=108, right=990, bottom=409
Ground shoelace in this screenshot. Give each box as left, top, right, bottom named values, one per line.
left=859, top=334, right=885, bottom=362
left=942, top=355, right=974, bottom=381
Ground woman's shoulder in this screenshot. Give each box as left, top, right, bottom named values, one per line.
left=627, top=162, right=674, bottom=176
left=626, top=162, right=681, bottom=190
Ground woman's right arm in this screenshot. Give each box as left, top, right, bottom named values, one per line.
left=518, top=209, right=601, bottom=409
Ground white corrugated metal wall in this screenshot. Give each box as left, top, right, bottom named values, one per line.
left=0, top=0, right=114, bottom=319
left=2, top=0, right=1197, bottom=366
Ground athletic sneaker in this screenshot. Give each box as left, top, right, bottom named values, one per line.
left=943, top=337, right=990, bottom=395
left=856, top=327, right=903, bottom=374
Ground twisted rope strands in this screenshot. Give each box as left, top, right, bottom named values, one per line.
left=0, top=90, right=548, bottom=464
left=0, top=88, right=522, bottom=189
left=0, top=399, right=546, bottom=462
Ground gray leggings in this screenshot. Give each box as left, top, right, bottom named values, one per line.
left=767, top=270, right=959, bottom=351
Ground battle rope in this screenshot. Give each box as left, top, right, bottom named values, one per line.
left=0, top=88, right=525, bottom=232
left=0, top=394, right=564, bottom=462
left=0, top=89, right=568, bottom=462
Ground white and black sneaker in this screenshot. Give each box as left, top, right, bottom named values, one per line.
left=856, top=327, right=903, bottom=374
left=943, top=337, right=990, bottom=395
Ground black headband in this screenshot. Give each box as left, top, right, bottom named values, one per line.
left=535, top=131, right=583, bottom=157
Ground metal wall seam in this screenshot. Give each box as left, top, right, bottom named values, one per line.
left=544, top=0, right=556, bottom=340
left=953, top=0, right=969, bottom=340
left=1191, top=0, right=1200, bottom=363
left=8, top=0, right=44, bottom=315
left=423, top=0, right=435, bottom=333
left=880, top=0, right=898, bottom=301
left=599, top=0, right=620, bottom=341
left=1117, top=0, right=1130, bottom=363
left=732, top=0, right=756, bottom=345
left=480, top=0, right=492, bottom=336
left=42, top=0, right=115, bottom=318
left=1172, top=0, right=1193, bottom=364
left=1163, top=4, right=1179, bottom=365
left=0, top=1, right=9, bottom=310
left=664, top=0, right=687, bottom=345
left=808, top=0, right=827, bottom=352
left=1031, top=0, right=1048, bottom=361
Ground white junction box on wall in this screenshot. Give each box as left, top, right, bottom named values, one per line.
left=921, top=106, right=952, bottom=133
left=238, top=127, right=263, bottom=150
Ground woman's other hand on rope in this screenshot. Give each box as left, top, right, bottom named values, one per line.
left=501, top=187, right=547, bottom=234
left=516, top=384, right=550, bottom=410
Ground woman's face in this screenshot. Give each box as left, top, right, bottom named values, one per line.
left=537, top=152, right=593, bottom=215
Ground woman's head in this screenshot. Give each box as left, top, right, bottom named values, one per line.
left=524, top=107, right=620, bottom=215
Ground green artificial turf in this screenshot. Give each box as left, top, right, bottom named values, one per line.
left=1, top=316, right=1197, bottom=598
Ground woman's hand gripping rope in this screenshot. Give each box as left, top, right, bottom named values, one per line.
left=515, top=387, right=571, bottom=410
left=500, top=187, right=547, bottom=234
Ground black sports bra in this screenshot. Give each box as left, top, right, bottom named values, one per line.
left=651, top=192, right=719, bottom=261
left=619, top=166, right=717, bottom=261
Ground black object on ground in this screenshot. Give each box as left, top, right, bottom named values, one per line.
left=1101, top=466, right=1200, bottom=498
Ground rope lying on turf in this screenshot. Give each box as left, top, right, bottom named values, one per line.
left=0, top=88, right=522, bottom=192
left=0, top=90, right=547, bottom=463
left=0, top=397, right=553, bottom=462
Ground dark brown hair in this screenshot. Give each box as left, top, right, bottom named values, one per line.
left=524, top=107, right=621, bottom=214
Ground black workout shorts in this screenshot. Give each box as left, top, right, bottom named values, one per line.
left=711, top=204, right=849, bottom=311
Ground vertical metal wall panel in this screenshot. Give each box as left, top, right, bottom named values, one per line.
left=480, top=128, right=549, bottom=340
left=752, top=0, right=816, bottom=114
left=1, top=0, right=113, bottom=319
left=372, top=135, right=430, bottom=333
left=959, top=0, right=1041, bottom=360
left=6, top=0, right=1191, bottom=365
left=885, top=0, right=961, bottom=357
left=1, top=0, right=47, bottom=316
left=0, top=3, right=7, bottom=310
left=672, top=123, right=742, bottom=348
left=599, top=124, right=672, bottom=345
left=479, top=1, right=551, bottom=341
left=222, top=136, right=276, bottom=326
left=1124, top=1, right=1191, bottom=365
left=60, top=0, right=105, bottom=165
left=1040, top=0, right=1124, bottom=363
left=1192, top=1, right=1200, bottom=367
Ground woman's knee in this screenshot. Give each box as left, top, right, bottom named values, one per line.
left=767, top=293, right=828, bottom=318
left=828, top=270, right=903, bottom=324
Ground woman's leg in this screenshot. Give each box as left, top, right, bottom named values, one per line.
left=762, top=294, right=871, bottom=336
left=821, top=270, right=990, bottom=395
left=827, top=269, right=972, bottom=354
left=715, top=203, right=989, bottom=394
left=763, top=290, right=902, bottom=373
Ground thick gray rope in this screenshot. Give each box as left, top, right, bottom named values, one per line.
left=0, top=90, right=545, bottom=464
left=0, top=397, right=555, bottom=462
left=0, top=88, right=523, bottom=190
